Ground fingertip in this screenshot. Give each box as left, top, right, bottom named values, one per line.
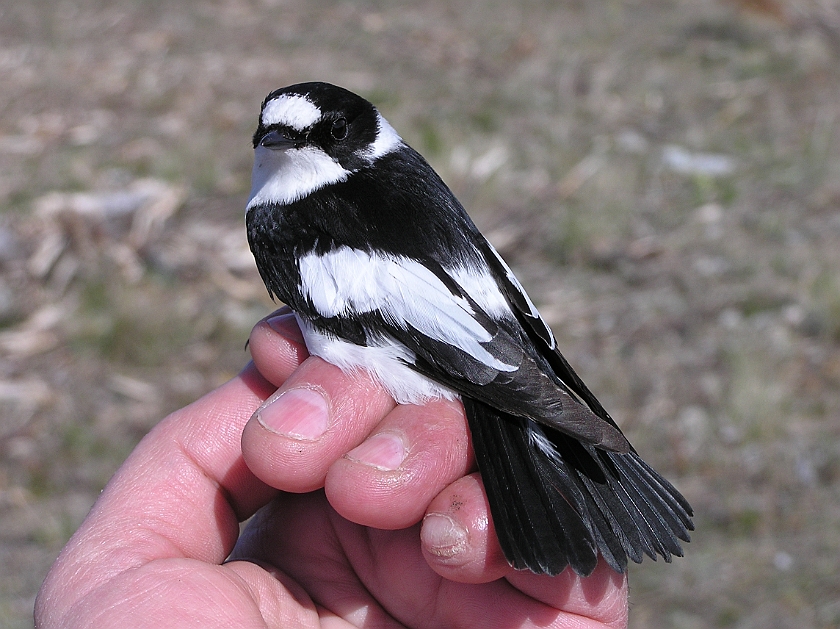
left=421, top=473, right=510, bottom=583
left=248, top=309, right=309, bottom=387
left=324, top=399, right=470, bottom=531
left=266, top=311, right=305, bottom=345
left=241, top=383, right=334, bottom=494
left=241, top=356, right=395, bottom=494
left=324, top=433, right=413, bottom=529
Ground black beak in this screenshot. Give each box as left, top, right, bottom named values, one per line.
left=259, top=130, right=298, bottom=150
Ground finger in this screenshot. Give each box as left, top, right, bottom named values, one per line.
left=241, top=356, right=397, bottom=494
left=421, top=473, right=511, bottom=583
left=505, top=561, right=628, bottom=629
left=248, top=307, right=310, bottom=387
left=324, top=397, right=473, bottom=530
left=422, top=475, right=628, bottom=627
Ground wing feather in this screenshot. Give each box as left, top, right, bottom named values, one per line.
left=298, top=246, right=516, bottom=373
left=299, top=244, right=629, bottom=451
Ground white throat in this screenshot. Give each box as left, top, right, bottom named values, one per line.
left=246, top=145, right=351, bottom=210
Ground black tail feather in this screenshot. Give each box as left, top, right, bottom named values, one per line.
left=622, top=454, right=694, bottom=535
left=464, top=397, right=694, bottom=577
left=610, top=453, right=691, bottom=557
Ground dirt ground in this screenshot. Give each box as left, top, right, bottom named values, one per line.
left=2, top=0, right=840, bottom=627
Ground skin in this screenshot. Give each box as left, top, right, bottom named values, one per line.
left=34, top=308, right=628, bottom=628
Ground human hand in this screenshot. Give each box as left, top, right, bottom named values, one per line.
left=35, top=308, right=628, bottom=628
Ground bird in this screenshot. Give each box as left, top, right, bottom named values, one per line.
left=245, top=81, right=693, bottom=577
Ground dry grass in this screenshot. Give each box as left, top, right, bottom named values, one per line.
left=2, top=0, right=840, bottom=627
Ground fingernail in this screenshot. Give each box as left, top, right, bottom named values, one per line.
left=257, top=387, right=330, bottom=440
left=267, top=313, right=305, bottom=345
left=346, top=432, right=407, bottom=471
left=421, top=514, right=468, bottom=557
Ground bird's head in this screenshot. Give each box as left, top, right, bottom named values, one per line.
left=247, top=82, right=402, bottom=210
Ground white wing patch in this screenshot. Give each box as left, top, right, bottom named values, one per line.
left=261, top=94, right=321, bottom=131
left=449, top=260, right=512, bottom=320
left=296, top=315, right=459, bottom=404
left=246, top=145, right=350, bottom=209
left=484, top=240, right=556, bottom=349
left=298, top=246, right=518, bottom=374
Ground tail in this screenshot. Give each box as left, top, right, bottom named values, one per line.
left=463, top=397, right=694, bottom=576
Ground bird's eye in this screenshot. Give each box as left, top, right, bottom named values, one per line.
left=331, top=118, right=348, bottom=140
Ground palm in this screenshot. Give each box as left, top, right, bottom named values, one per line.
left=230, top=491, right=622, bottom=628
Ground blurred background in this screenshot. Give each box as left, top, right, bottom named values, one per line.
left=2, top=0, right=840, bottom=626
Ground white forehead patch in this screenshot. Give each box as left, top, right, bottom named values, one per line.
left=261, top=94, right=321, bottom=131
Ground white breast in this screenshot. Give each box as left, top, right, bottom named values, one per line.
left=295, top=315, right=458, bottom=404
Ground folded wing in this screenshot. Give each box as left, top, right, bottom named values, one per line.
left=298, top=244, right=629, bottom=451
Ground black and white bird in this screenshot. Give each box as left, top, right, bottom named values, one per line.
left=246, top=81, right=693, bottom=577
